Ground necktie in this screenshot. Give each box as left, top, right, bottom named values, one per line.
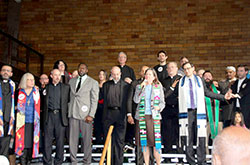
left=189, top=78, right=195, bottom=109
left=76, top=77, right=82, bottom=92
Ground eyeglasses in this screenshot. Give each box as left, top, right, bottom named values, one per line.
left=1, top=69, right=12, bottom=73
left=183, top=67, right=193, bottom=71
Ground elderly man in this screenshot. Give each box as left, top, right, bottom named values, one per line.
left=212, top=126, right=250, bottom=165
left=43, top=69, right=70, bottom=165
left=117, top=52, right=136, bottom=84
left=0, top=65, right=15, bottom=158
left=68, top=63, right=99, bottom=165
left=102, top=66, right=130, bottom=165
left=218, top=66, right=237, bottom=128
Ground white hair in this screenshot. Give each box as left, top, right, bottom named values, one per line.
left=19, top=73, right=35, bottom=89
left=118, top=51, right=127, bottom=58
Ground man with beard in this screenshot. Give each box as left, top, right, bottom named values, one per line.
left=153, top=50, right=168, bottom=84
left=203, top=71, right=223, bottom=148
left=0, top=65, right=15, bottom=158
left=43, top=69, right=70, bottom=165
left=68, top=63, right=99, bottom=165
left=161, top=62, right=181, bottom=163
left=218, top=66, right=237, bottom=127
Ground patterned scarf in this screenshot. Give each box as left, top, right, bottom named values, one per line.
left=0, top=80, right=15, bottom=136
left=205, top=84, right=220, bottom=139
left=15, top=87, right=40, bottom=158
left=139, top=84, right=161, bottom=153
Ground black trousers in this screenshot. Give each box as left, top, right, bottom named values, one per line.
left=0, top=122, right=11, bottom=158
left=162, top=114, right=179, bottom=153
left=43, top=112, right=66, bottom=165
left=181, top=109, right=206, bottom=165
left=103, top=109, right=126, bottom=165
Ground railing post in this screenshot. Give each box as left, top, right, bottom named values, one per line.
left=26, top=49, right=30, bottom=72
left=107, top=136, right=111, bottom=165
left=99, top=125, right=114, bottom=165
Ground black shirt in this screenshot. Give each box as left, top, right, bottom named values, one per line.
left=107, top=80, right=121, bottom=107
left=48, top=82, right=61, bottom=110
left=154, top=64, right=168, bottom=84
left=0, top=78, right=12, bottom=122
left=118, top=65, right=136, bottom=81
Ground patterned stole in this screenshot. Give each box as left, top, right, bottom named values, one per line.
left=15, top=87, right=40, bottom=158
left=205, top=84, right=220, bottom=139
left=139, top=84, right=161, bottom=153
left=0, top=80, right=15, bottom=136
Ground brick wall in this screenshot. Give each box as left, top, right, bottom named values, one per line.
left=3, top=0, right=250, bottom=80
left=0, top=0, right=8, bottom=62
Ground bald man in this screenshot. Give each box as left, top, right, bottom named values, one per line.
left=102, top=66, right=130, bottom=165
left=212, top=126, right=250, bottom=165
left=43, top=69, right=70, bottom=165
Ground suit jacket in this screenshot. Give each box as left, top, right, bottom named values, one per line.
left=161, top=75, right=181, bottom=117
left=231, top=78, right=250, bottom=127
left=218, top=79, right=236, bottom=121
left=102, top=79, right=130, bottom=121
left=166, top=76, right=225, bottom=102
left=43, top=83, right=70, bottom=126
left=68, top=76, right=99, bottom=120
left=127, top=78, right=143, bottom=117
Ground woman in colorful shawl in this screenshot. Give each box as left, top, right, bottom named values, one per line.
left=133, top=68, right=165, bottom=165
left=15, top=73, right=40, bottom=165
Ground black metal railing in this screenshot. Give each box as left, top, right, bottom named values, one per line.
left=0, top=29, right=44, bottom=75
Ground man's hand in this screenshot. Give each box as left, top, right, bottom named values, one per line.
left=171, top=79, right=179, bottom=88
left=125, top=77, right=132, bottom=84
left=85, top=116, right=93, bottom=124
left=224, top=90, right=232, bottom=100
left=213, top=81, right=219, bottom=88
left=127, top=116, right=135, bottom=125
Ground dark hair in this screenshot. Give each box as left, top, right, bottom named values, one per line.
left=53, top=60, right=68, bottom=71
left=1, top=64, right=13, bottom=72
left=182, top=62, right=194, bottom=68
left=144, top=68, right=160, bottom=85
left=157, top=50, right=167, bottom=57
left=237, top=64, right=249, bottom=72
left=180, top=56, right=188, bottom=61
left=231, top=111, right=245, bottom=127
left=78, top=63, right=88, bottom=69
left=203, top=70, right=213, bottom=77
left=99, top=69, right=108, bottom=80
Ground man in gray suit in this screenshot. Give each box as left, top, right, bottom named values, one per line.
left=68, top=63, right=99, bottom=165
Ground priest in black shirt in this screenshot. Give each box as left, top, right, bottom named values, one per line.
left=161, top=62, right=181, bottom=161
left=153, top=50, right=168, bottom=84
left=0, top=65, right=15, bottom=158
left=117, top=52, right=136, bottom=84
left=102, top=66, right=130, bottom=165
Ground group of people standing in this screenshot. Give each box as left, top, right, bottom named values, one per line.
left=0, top=50, right=249, bottom=165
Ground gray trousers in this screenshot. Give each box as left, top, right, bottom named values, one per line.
left=69, top=118, right=92, bottom=165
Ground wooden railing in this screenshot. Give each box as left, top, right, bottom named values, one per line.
left=99, top=125, right=114, bottom=165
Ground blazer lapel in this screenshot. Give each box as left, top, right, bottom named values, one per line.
left=78, top=76, right=90, bottom=93
left=240, top=79, right=248, bottom=91
left=120, top=80, right=124, bottom=106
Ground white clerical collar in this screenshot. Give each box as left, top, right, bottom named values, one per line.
left=113, top=79, right=120, bottom=84
left=3, top=79, right=8, bottom=83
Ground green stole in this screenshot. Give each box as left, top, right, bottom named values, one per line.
left=205, top=84, right=220, bottom=139
left=139, top=84, right=161, bottom=153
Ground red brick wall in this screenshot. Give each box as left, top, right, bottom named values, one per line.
left=4, top=0, right=250, bottom=80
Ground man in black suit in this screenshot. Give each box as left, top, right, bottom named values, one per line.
left=161, top=62, right=181, bottom=161
left=230, top=64, right=250, bottom=128
left=43, top=69, right=70, bottom=165
left=0, top=65, right=15, bottom=158
left=102, top=66, right=130, bottom=165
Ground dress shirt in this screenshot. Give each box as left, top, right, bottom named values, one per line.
left=48, top=82, right=61, bottom=110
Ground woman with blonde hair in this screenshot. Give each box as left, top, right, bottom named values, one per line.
left=15, top=73, right=40, bottom=164
left=133, top=68, right=165, bottom=165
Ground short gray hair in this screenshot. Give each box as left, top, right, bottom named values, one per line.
left=118, top=51, right=127, bottom=58
left=19, top=73, right=35, bottom=89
